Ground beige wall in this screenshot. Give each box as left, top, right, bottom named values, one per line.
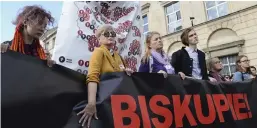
left=141, top=1, right=257, bottom=67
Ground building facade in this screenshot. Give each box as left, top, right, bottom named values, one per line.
left=141, top=1, right=257, bottom=76
left=40, top=2, right=257, bottom=76
left=40, top=27, right=57, bottom=58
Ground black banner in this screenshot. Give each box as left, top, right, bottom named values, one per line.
left=2, top=51, right=257, bottom=128
left=1, top=51, right=86, bottom=128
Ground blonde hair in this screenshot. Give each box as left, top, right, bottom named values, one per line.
left=207, top=57, right=219, bottom=71
left=141, top=31, right=160, bottom=64
left=95, top=25, right=115, bottom=39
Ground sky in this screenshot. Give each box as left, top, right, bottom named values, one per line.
left=0, top=1, right=63, bottom=43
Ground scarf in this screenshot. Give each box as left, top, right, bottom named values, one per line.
left=151, top=49, right=174, bottom=74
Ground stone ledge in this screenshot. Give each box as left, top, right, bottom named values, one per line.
left=141, top=3, right=150, bottom=10
left=203, top=39, right=245, bottom=53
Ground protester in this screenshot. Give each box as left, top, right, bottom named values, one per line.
left=1, top=5, right=55, bottom=67
left=250, top=66, right=256, bottom=79
left=224, top=75, right=231, bottom=81
left=232, top=55, right=252, bottom=82
left=139, top=31, right=174, bottom=78
left=171, top=28, right=211, bottom=81
left=77, top=25, right=133, bottom=128
left=208, top=57, right=227, bottom=82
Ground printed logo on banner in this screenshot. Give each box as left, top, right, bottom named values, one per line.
left=52, top=1, right=144, bottom=75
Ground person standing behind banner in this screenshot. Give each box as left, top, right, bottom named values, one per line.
left=138, top=31, right=174, bottom=78
left=171, top=28, right=212, bottom=81
left=250, top=66, right=256, bottom=79
left=77, top=25, right=133, bottom=128
left=207, top=57, right=227, bottom=82
left=232, top=55, right=252, bottom=82
left=1, top=5, right=55, bottom=67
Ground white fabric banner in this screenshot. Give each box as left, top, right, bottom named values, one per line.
left=52, top=1, right=144, bottom=75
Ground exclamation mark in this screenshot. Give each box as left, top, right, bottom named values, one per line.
left=244, top=94, right=252, bottom=118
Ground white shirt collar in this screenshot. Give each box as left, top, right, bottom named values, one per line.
left=185, top=47, right=197, bottom=53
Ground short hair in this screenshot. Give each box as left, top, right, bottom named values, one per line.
left=180, top=27, right=194, bottom=46
left=13, top=5, right=54, bottom=26
left=207, top=57, right=219, bottom=71
left=250, top=66, right=256, bottom=70
left=95, top=25, right=115, bottom=38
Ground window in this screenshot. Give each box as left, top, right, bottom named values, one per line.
left=219, top=55, right=237, bottom=76
left=165, top=2, right=182, bottom=34
left=205, top=1, right=228, bottom=20
left=53, top=37, right=56, bottom=43
left=45, top=42, right=50, bottom=51
left=142, top=15, right=149, bottom=39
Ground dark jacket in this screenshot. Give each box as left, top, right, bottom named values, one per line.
left=171, top=47, right=209, bottom=80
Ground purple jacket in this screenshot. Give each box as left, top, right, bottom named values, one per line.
left=139, top=57, right=170, bottom=73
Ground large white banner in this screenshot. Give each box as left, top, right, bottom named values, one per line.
left=52, top=1, right=144, bottom=75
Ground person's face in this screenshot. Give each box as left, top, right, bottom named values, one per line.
left=188, top=30, right=199, bottom=45
left=212, top=58, right=223, bottom=71
left=238, top=57, right=250, bottom=69
left=25, top=17, right=48, bottom=39
left=149, top=34, right=163, bottom=50
left=250, top=67, right=256, bottom=75
left=224, top=75, right=230, bottom=81
left=99, top=30, right=116, bottom=47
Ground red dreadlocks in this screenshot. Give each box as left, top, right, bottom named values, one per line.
left=9, top=5, right=55, bottom=60
left=10, top=24, right=46, bottom=60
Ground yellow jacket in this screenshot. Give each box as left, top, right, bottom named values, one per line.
left=86, top=45, right=125, bottom=84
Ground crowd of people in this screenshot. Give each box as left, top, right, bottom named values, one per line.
left=1, top=5, right=257, bottom=128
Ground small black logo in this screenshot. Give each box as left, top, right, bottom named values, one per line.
left=59, top=56, right=65, bottom=63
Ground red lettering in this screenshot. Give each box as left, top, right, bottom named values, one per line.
left=213, top=94, right=230, bottom=122
left=244, top=94, right=252, bottom=118
left=138, top=96, right=151, bottom=128
left=111, top=95, right=140, bottom=128
left=194, top=94, right=216, bottom=124
left=226, top=94, right=238, bottom=120
left=233, top=94, right=248, bottom=120
left=173, top=95, right=197, bottom=127
left=149, top=95, right=172, bottom=128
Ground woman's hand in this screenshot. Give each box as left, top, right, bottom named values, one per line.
left=77, top=103, right=98, bottom=128
left=125, top=68, right=134, bottom=76
left=1, top=43, right=9, bottom=53
left=158, top=70, right=168, bottom=78
left=47, top=59, right=55, bottom=67
left=178, top=72, right=186, bottom=80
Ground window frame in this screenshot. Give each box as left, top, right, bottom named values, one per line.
left=205, top=1, right=228, bottom=21
left=165, top=2, right=182, bottom=34
left=219, top=54, right=237, bottom=76
left=142, top=14, right=149, bottom=39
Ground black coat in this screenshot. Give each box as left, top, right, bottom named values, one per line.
left=171, top=47, right=209, bottom=80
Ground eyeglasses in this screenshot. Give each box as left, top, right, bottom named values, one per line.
left=102, top=31, right=116, bottom=38
left=241, top=60, right=250, bottom=63
left=214, top=61, right=221, bottom=64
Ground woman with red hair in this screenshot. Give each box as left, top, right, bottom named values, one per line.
left=1, top=5, right=55, bottom=66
